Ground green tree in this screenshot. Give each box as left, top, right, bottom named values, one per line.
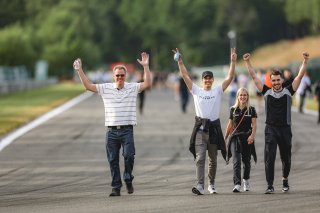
left=0, top=24, right=36, bottom=68
left=0, top=0, right=27, bottom=28
left=285, top=0, right=320, bottom=36
left=36, top=1, right=101, bottom=79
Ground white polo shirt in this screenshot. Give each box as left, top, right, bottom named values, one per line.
left=96, top=82, right=140, bottom=126
left=191, top=83, right=223, bottom=121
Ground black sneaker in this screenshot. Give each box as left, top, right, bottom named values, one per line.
left=265, top=185, right=274, bottom=194
left=126, top=182, right=134, bottom=194
left=109, top=188, right=121, bottom=197
left=282, top=180, right=290, bottom=192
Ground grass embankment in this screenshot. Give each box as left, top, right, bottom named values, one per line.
left=242, top=35, right=320, bottom=67
left=0, top=82, right=84, bottom=136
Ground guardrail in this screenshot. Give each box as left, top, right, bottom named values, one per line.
left=0, top=78, right=58, bottom=95
left=0, top=65, right=57, bottom=95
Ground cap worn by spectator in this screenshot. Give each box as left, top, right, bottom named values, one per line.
left=202, top=71, right=213, bottom=79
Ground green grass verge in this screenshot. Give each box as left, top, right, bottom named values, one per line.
left=0, top=82, right=85, bottom=136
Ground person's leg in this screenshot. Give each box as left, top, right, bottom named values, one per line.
left=207, top=142, right=218, bottom=185
left=265, top=125, right=278, bottom=188
left=230, top=140, right=241, bottom=186
left=195, top=131, right=207, bottom=187
left=278, top=126, right=292, bottom=192
left=242, top=142, right=252, bottom=191
left=121, top=127, right=135, bottom=194
left=106, top=130, right=122, bottom=190
left=182, top=99, right=187, bottom=113
left=121, top=127, right=135, bottom=184
left=139, top=93, right=145, bottom=114
left=299, top=94, right=305, bottom=113
left=181, top=93, right=188, bottom=113
left=242, top=147, right=251, bottom=181
left=278, top=127, right=292, bottom=179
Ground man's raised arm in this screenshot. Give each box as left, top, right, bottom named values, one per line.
left=173, top=48, right=193, bottom=91
left=243, top=53, right=263, bottom=92
left=73, top=58, right=97, bottom=93
left=222, top=48, right=237, bottom=91
left=137, top=52, right=152, bottom=92
left=292, top=52, right=309, bottom=91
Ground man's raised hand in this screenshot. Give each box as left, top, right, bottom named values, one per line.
left=231, top=48, right=237, bottom=62
left=172, top=48, right=182, bottom=62
left=137, top=52, right=149, bottom=66
left=73, top=58, right=82, bottom=71
left=303, top=52, right=310, bottom=61
left=243, top=53, right=251, bottom=61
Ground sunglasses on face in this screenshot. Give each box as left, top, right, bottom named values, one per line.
left=115, top=74, right=125, bottom=78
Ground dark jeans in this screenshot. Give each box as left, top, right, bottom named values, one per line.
left=299, top=94, right=306, bottom=113
left=138, top=92, right=145, bottom=114
left=264, top=125, right=292, bottom=186
left=180, top=92, right=189, bottom=113
left=106, top=126, right=135, bottom=189
left=231, top=138, right=251, bottom=185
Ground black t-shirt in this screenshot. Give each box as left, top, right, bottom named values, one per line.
left=262, top=84, right=295, bottom=126
left=282, top=77, right=294, bottom=88
left=229, top=106, right=257, bottom=133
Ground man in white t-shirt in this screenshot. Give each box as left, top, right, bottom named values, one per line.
left=73, top=52, right=151, bottom=197
left=172, top=48, right=237, bottom=195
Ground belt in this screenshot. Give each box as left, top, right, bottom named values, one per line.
left=108, top=125, right=133, bottom=130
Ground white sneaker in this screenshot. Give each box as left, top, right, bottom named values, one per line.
left=208, top=184, right=217, bottom=194
left=192, top=184, right=204, bottom=195
left=233, top=184, right=241, bottom=193
left=243, top=179, right=250, bottom=191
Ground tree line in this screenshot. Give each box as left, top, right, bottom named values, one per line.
left=0, top=0, right=319, bottom=79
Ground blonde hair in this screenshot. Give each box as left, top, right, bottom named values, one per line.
left=232, top=87, right=251, bottom=115
left=113, top=65, right=127, bottom=73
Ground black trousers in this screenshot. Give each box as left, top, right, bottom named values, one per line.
left=231, top=137, right=251, bottom=185
left=264, top=125, right=292, bottom=186
left=299, top=94, right=306, bottom=113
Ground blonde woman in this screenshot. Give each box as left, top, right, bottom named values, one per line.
left=224, top=87, right=257, bottom=192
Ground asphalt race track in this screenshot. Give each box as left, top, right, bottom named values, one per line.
left=0, top=89, right=319, bottom=213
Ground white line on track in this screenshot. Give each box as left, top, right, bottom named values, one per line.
left=0, top=91, right=93, bottom=152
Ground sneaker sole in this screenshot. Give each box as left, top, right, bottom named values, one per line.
left=264, top=191, right=274, bottom=194
left=233, top=189, right=240, bottom=193
left=282, top=189, right=289, bottom=193
left=192, top=187, right=204, bottom=195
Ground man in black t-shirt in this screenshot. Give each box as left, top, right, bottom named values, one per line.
left=243, top=52, right=309, bottom=194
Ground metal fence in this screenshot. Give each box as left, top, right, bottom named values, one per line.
left=0, top=66, right=57, bottom=95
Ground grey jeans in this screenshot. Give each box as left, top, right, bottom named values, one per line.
left=195, top=130, right=218, bottom=186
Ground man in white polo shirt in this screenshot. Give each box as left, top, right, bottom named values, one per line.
left=172, top=48, right=237, bottom=195
left=73, top=52, right=151, bottom=197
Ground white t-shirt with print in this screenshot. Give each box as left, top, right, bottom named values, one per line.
left=191, top=83, right=223, bottom=121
